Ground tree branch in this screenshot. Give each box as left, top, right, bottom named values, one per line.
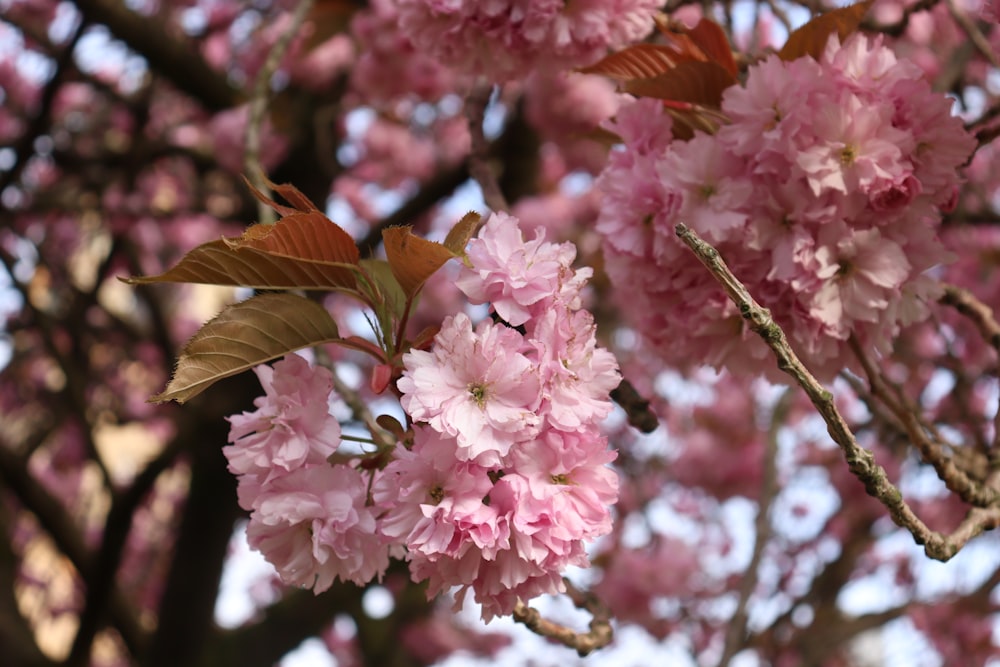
left=245, top=0, right=315, bottom=225
left=848, top=336, right=997, bottom=507
left=674, top=223, right=995, bottom=561
left=465, top=83, right=509, bottom=213
left=70, top=0, right=240, bottom=111
left=939, top=283, right=1000, bottom=451
left=717, top=389, right=789, bottom=667
left=0, top=439, right=146, bottom=656
left=511, top=579, right=613, bottom=657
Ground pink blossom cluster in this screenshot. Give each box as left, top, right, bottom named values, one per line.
left=381, top=212, right=621, bottom=620
left=349, top=0, right=461, bottom=103
left=225, top=354, right=388, bottom=590
left=396, top=0, right=660, bottom=82
left=223, top=215, right=619, bottom=619
left=596, top=34, right=977, bottom=378
left=523, top=71, right=621, bottom=175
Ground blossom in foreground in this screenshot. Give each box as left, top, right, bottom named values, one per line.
left=397, top=312, right=542, bottom=466
left=246, top=464, right=388, bottom=590
left=225, top=354, right=341, bottom=501
left=226, top=355, right=388, bottom=589
left=390, top=212, right=620, bottom=620
left=226, top=212, right=619, bottom=620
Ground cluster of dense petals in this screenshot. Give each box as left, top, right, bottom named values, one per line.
left=398, top=312, right=542, bottom=466
left=375, top=426, right=617, bottom=620
left=226, top=355, right=388, bottom=591
left=596, top=34, right=976, bottom=378
left=456, top=211, right=593, bottom=327
left=246, top=464, right=385, bottom=589
left=391, top=213, right=620, bottom=619
left=397, top=0, right=659, bottom=81
left=349, top=0, right=460, bottom=103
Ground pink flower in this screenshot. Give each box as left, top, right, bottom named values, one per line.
left=531, top=309, right=620, bottom=431
left=595, top=32, right=975, bottom=380
left=794, top=91, right=909, bottom=197
left=388, top=209, right=619, bottom=620
left=349, top=0, right=461, bottom=103
left=397, top=0, right=658, bottom=81
left=457, top=212, right=592, bottom=327
left=504, top=428, right=619, bottom=541
left=720, top=54, right=823, bottom=172
left=659, top=133, right=753, bottom=243
left=398, top=313, right=541, bottom=465
left=225, top=355, right=341, bottom=495
left=375, top=427, right=503, bottom=560
left=869, top=173, right=922, bottom=214
left=208, top=104, right=289, bottom=174
left=246, top=464, right=388, bottom=590
left=811, top=224, right=911, bottom=334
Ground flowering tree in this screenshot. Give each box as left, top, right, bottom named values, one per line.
left=2, top=0, right=1000, bottom=665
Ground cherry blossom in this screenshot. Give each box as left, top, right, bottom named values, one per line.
left=596, top=33, right=977, bottom=377
left=246, top=464, right=388, bottom=590
left=396, top=0, right=659, bottom=81
left=225, top=354, right=341, bottom=486
left=456, top=211, right=592, bottom=327
left=398, top=312, right=542, bottom=465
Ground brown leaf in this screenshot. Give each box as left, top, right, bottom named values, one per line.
left=152, top=293, right=341, bottom=403
left=580, top=43, right=693, bottom=81
left=443, top=211, right=482, bottom=255
left=382, top=226, right=457, bottom=298
left=242, top=176, right=314, bottom=218
left=623, top=61, right=736, bottom=109
left=305, top=0, right=358, bottom=51
left=778, top=0, right=874, bottom=62
left=227, top=212, right=360, bottom=266
left=124, top=238, right=361, bottom=292
left=686, top=19, right=737, bottom=78
left=125, top=211, right=361, bottom=291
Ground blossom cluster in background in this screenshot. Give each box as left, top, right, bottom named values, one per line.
left=597, top=34, right=977, bottom=379
left=224, top=213, right=620, bottom=620
left=397, top=0, right=661, bottom=82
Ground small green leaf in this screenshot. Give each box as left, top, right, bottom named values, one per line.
left=359, top=258, right=408, bottom=321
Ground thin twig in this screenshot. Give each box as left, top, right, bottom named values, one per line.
left=511, top=579, right=613, bottom=656
left=244, top=0, right=315, bottom=225
left=939, top=284, right=1000, bottom=451
left=465, top=82, right=510, bottom=213
left=674, top=223, right=994, bottom=561
left=326, top=360, right=395, bottom=451
left=717, top=388, right=789, bottom=667
left=945, top=0, right=1000, bottom=70
left=863, top=0, right=942, bottom=37
left=848, top=336, right=997, bottom=507
left=965, top=96, right=1000, bottom=133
